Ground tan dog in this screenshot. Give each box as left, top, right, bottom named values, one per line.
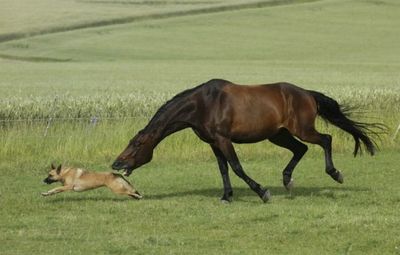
left=42, top=164, right=142, bottom=199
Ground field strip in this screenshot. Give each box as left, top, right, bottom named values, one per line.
left=0, top=53, right=72, bottom=63
left=0, top=0, right=319, bottom=44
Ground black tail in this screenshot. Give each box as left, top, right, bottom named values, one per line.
left=308, top=90, right=385, bottom=156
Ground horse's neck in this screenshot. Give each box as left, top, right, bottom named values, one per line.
left=144, top=101, right=194, bottom=146
left=148, top=119, right=190, bottom=143
left=159, top=121, right=190, bottom=140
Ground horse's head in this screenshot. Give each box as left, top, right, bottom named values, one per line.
left=111, top=132, right=154, bottom=176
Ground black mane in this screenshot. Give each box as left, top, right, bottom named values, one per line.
left=144, top=82, right=205, bottom=131
left=141, top=79, right=229, bottom=133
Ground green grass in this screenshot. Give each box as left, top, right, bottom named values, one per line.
left=1, top=154, right=400, bottom=254
left=1, top=0, right=400, bottom=254
left=1, top=0, right=399, bottom=112
left=0, top=0, right=312, bottom=42
left=1, top=0, right=399, bottom=147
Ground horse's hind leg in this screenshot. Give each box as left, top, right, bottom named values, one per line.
left=214, top=135, right=270, bottom=203
left=211, top=145, right=233, bottom=203
left=269, top=128, right=308, bottom=190
left=297, top=128, right=344, bottom=184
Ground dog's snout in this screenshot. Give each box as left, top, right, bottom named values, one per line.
left=43, top=177, right=54, bottom=184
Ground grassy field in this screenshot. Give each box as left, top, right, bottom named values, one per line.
left=1, top=0, right=400, bottom=254
left=0, top=0, right=316, bottom=42
left=1, top=154, right=400, bottom=254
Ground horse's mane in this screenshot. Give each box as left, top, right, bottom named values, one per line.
left=144, top=82, right=205, bottom=130
left=141, top=79, right=229, bottom=134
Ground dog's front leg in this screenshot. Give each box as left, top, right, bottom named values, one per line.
left=41, top=186, right=72, bottom=196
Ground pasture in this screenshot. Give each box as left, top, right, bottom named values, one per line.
left=1, top=0, right=399, bottom=254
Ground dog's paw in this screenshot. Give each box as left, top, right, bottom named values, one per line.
left=130, top=191, right=143, bottom=200
left=41, top=192, right=50, bottom=196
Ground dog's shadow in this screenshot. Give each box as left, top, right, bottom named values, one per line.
left=46, top=196, right=132, bottom=203
left=45, top=186, right=368, bottom=203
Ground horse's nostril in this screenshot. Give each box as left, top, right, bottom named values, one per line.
left=112, top=161, right=122, bottom=170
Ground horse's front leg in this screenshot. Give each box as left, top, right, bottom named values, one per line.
left=214, top=136, right=270, bottom=203
left=211, top=145, right=233, bottom=203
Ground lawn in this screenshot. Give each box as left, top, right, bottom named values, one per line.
left=0, top=0, right=315, bottom=42
left=1, top=153, right=399, bottom=254
left=0, top=0, right=400, bottom=254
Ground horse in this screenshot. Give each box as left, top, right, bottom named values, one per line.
left=112, top=79, right=383, bottom=203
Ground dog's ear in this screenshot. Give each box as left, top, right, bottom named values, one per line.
left=56, top=164, right=62, bottom=174
left=51, top=163, right=56, bottom=169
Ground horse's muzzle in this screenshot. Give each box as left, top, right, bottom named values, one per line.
left=112, top=160, right=133, bottom=171
left=111, top=160, right=124, bottom=170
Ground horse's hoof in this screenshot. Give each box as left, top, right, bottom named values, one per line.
left=261, top=189, right=271, bottom=203
left=284, top=178, right=294, bottom=191
left=220, top=199, right=231, bottom=204
left=336, top=171, right=344, bottom=184
left=328, top=169, right=344, bottom=184
left=220, top=197, right=232, bottom=204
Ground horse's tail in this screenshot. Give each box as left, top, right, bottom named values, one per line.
left=308, top=90, right=385, bottom=157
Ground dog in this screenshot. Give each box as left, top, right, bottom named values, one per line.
left=42, top=164, right=142, bottom=199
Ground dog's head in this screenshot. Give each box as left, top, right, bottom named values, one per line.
left=43, top=164, right=63, bottom=184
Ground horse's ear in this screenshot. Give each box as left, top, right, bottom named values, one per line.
left=56, top=164, right=62, bottom=174
left=51, top=163, right=56, bottom=169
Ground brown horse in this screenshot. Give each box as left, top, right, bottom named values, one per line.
left=112, top=79, right=382, bottom=202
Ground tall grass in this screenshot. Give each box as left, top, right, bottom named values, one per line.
left=1, top=85, right=399, bottom=170
left=0, top=91, right=173, bottom=120
left=1, top=87, right=398, bottom=121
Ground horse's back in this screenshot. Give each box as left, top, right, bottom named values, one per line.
left=198, top=80, right=317, bottom=142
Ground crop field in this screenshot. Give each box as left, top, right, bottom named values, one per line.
left=1, top=0, right=400, bottom=254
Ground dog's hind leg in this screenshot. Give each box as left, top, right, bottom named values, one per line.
left=127, top=191, right=142, bottom=200
left=41, top=186, right=72, bottom=196
left=122, top=181, right=142, bottom=199
left=107, top=177, right=142, bottom=199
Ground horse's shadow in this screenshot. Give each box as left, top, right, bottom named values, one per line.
left=45, top=185, right=368, bottom=203
left=146, top=185, right=368, bottom=201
